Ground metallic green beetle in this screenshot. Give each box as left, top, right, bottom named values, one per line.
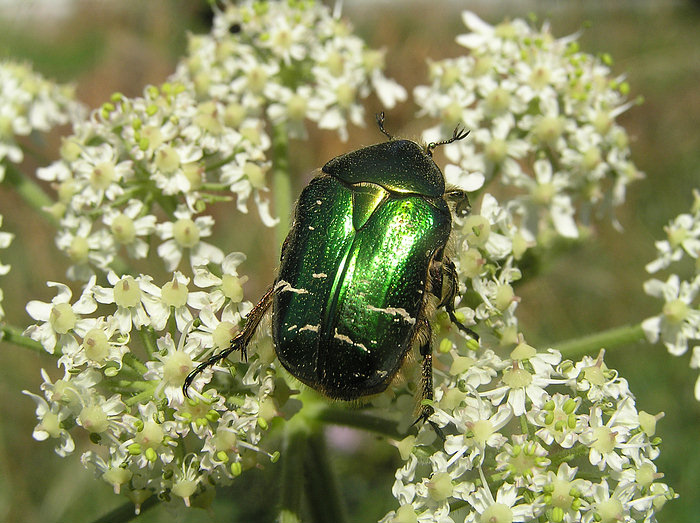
left=184, top=114, right=475, bottom=422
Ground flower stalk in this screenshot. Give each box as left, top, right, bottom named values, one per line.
left=552, top=323, right=646, bottom=358
left=2, top=162, right=58, bottom=227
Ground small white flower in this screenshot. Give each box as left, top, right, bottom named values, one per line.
left=71, top=143, right=132, bottom=207
left=102, top=200, right=157, bottom=260
left=57, top=315, right=127, bottom=370
left=55, top=213, right=115, bottom=280
left=583, top=479, right=636, bottom=523
left=564, top=350, right=632, bottom=402
left=93, top=271, right=159, bottom=333
left=25, top=278, right=98, bottom=354
left=646, top=210, right=700, bottom=273
left=447, top=401, right=512, bottom=452
left=580, top=405, right=630, bottom=472
left=156, top=206, right=224, bottom=271
left=143, top=333, right=201, bottom=406
left=22, top=390, right=76, bottom=457
left=465, top=482, right=536, bottom=523
left=75, top=393, right=126, bottom=438
left=642, top=274, right=700, bottom=356
left=530, top=393, right=585, bottom=448
left=531, top=463, right=593, bottom=522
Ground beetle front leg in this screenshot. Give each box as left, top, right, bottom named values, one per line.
left=183, top=284, right=278, bottom=397
left=441, top=257, right=479, bottom=341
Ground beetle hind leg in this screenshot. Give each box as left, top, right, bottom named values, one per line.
left=183, top=285, right=277, bottom=398
left=409, top=316, right=445, bottom=439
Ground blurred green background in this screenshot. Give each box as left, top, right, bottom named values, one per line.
left=0, top=1, right=698, bottom=521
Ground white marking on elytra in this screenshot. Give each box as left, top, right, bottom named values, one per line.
left=333, top=329, right=369, bottom=353
left=308, top=226, right=315, bottom=230
left=312, top=273, right=327, bottom=279
left=276, top=280, right=309, bottom=294
left=316, top=200, right=323, bottom=205
left=287, top=324, right=298, bottom=332
left=367, top=305, right=416, bottom=325
left=299, top=324, right=320, bottom=332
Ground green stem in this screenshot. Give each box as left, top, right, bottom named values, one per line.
left=0, top=324, right=47, bottom=354
left=123, top=350, right=148, bottom=375
left=549, top=442, right=589, bottom=469
left=205, top=152, right=236, bottom=172
left=136, top=328, right=158, bottom=363
left=271, top=121, right=292, bottom=249
left=551, top=322, right=646, bottom=358
left=278, top=418, right=310, bottom=523
left=304, top=432, right=348, bottom=523
left=314, top=406, right=404, bottom=440
left=2, top=162, right=58, bottom=227
left=124, top=384, right=157, bottom=407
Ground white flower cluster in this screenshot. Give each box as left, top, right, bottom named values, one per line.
left=0, top=214, right=13, bottom=320
left=172, top=0, right=407, bottom=141
left=0, top=61, right=83, bottom=181
left=415, top=12, right=642, bottom=250
left=642, top=189, right=700, bottom=399
left=23, top=252, right=280, bottom=510
left=381, top=346, right=673, bottom=523
left=450, top=193, right=525, bottom=341
left=37, top=82, right=272, bottom=281
left=35, top=0, right=405, bottom=283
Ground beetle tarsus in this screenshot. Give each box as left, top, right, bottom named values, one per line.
left=410, top=405, right=446, bottom=442
left=182, top=285, right=277, bottom=398
left=448, top=310, right=479, bottom=340
left=182, top=341, right=242, bottom=398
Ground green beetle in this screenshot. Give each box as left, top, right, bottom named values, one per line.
left=184, top=114, right=476, bottom=423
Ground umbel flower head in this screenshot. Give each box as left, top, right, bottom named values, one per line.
left=643, top=188, right=700, bottom=398
left=381, top=346, right=672, bottom=523
left=0, top=60, right=84, bottom=181
left=415, top=12, right=643, bottom=252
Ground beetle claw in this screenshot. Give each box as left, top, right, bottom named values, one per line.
left=448, top=310, right=480, bottom=341
left=411, top=406, right=446, bottom=442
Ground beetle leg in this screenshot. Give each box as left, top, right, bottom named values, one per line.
left=183, top=285, right=277, bottom=397
left=441, top=258, right=479, bottom=340
left=411, top=317, right=445, bottom=439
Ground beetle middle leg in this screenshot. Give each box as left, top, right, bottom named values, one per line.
left=183, top=284, right=277, bottom=397
left=432, top=257, right=479, bottom=340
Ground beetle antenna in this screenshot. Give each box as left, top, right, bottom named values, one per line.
left=375, top=112, right=393, bottom=140
left=426, top=125, right=469, bottom=156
